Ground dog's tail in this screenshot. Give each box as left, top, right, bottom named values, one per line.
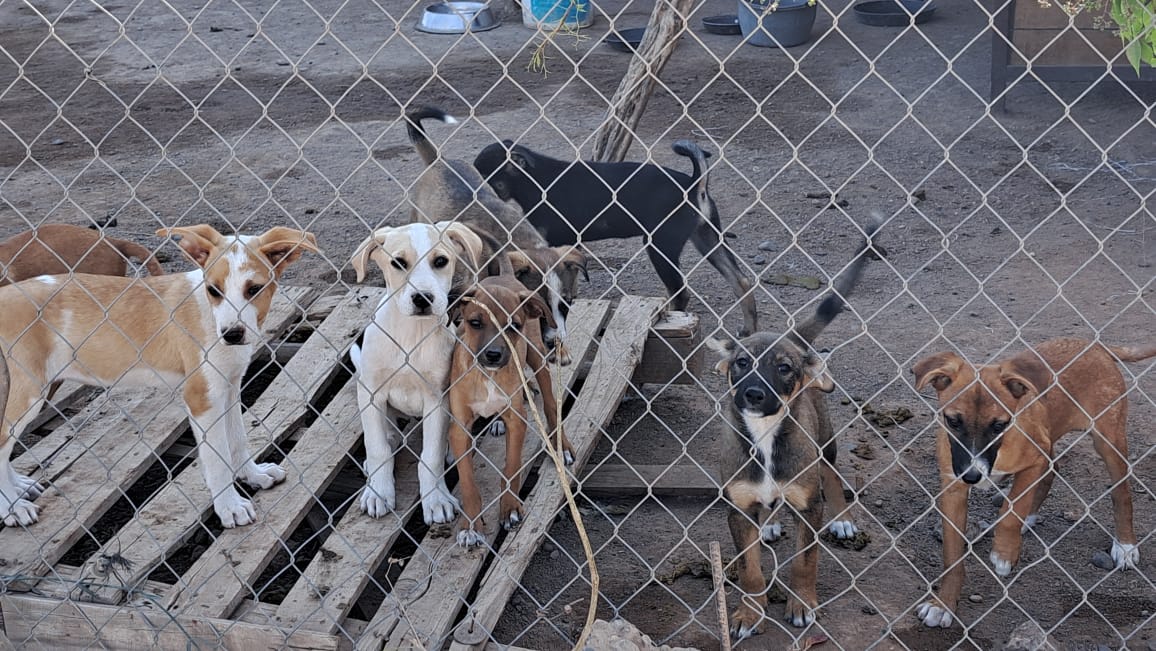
left=794, top=213, right=885, bottom=345
left=1104, top=343, right=1156, bottom=364
left=406, top=106, right=458, bottom=167
left=671, top=140, right=714, bottom=213
left=111, top=237, right=165, bottom=277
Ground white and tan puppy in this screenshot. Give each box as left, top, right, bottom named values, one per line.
left=0, top=224, right=319, bottom=528
left=350, top=221, right=483, bottom=525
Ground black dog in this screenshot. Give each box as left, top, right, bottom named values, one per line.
left=474, top=140, right=758, bottom=336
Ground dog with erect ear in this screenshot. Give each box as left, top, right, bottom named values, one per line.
left=709, top=215, right=881, bottom=639
left=349, top=221, right=487, bottom=526
left=0, top=224, right=319, bottom=528
left=911, top=337, right=1155, bottom=629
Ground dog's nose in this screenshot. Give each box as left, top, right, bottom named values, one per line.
left=484, top=348, right=504, bottom=366
left=743, top=386, right=766, bottom=405
left=960, top=468, right=983, bottom=484
left=221, top=327, right=247, bottom=345
left=412, top=293, right=433, bottom=311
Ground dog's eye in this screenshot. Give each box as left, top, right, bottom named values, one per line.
left=991, top=420, right=1009, bottom=434
left=246, top=284, right=264, bottom=298
left=777, top=363, right=792, bottom=375
left=944, top=414, right=964, bottom=430
left=206, top=285, right=223, bottom=299
left=432, top=255, right=449, bottom=269
left=734, top=357, right=750, bottom=370
left=391, top=258, right=408, bottom=270
left=468, top=318, right=484, bottom=330
left=512, top=320, right=523, bottom=331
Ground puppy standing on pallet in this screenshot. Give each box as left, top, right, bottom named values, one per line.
left=474, top=138, right=758, bottom=336
left=446, top=275, right=576, bottom=546
left=912, top=338, right=1155, bottom=628
left=350, top=221, right=484, bottom=524
left=711, top=217, right=879, bottom=637
left=0, top=225, right=319, bottom=527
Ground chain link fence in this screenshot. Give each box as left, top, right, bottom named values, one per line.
left=0, top=0, right=1154, bottom=649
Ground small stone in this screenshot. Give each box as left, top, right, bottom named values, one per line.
left=1004, top=621, right=1060, bottom=650
left=752, top=255, right=767, bottom=266
left=550, top=550, right=560, bottom=560
left=50, top=138, right=66, bottom=145
left=990, top=492, right=1005, bottom=508
left=968, top=594, right=983, bottom=603
left=912, top=188, right=927, bottom=202
left=1091, top=550, right=1115, bottom=570
left=873, top=499, right=884, bottom=508
left=1063, top=510, right=1081, bottom=522
left=542, top=541, right=555, bottom=553
left=758, top=240, right=775, bottom=251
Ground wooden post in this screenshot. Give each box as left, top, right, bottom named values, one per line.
left=591, top=0, right=695, bottom=163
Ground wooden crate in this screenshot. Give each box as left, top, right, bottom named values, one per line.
left=0, top=287, right=664, bottom=651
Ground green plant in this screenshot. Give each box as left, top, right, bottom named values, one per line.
left=525, top=0, right=589, bottom=76
left=1041, top=0, right=1155, bottom=72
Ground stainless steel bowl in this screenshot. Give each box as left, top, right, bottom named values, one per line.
left=417, top=2, right=500, bottom=34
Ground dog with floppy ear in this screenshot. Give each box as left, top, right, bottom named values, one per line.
left=0, top=224, right=318, bottom=528
left=506, top=246, right=589, bottom=365
left=711, top=216, right=879, bottom=638
left=445, top=274, right=576, bottom=547
left=349, top=221, right=485, bottom=525
left=912, top=338, right=1155, bottom=629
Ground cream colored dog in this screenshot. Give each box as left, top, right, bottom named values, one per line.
left=350, top=221, right=483, bottom=525
left=0, top=224, right=318, bottom=528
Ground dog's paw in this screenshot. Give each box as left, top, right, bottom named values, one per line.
left=500, top=501, right=524, bottom=530
left=11, top=473, right=43, bottom=500
left=1020, top=513, right=1040, bottom=533
left=562, top=448, right=574, bottom=466
left=729, top=604, right=764, bottom=640
left=785, top=598, right=817, bottom=628
left=215, top=493, right=256, bottom=528
left=828, top=520, right=858, bottom=539
left=1111, top=540, right=1139, bottom=569
left=422, top=483, right=458, bottom=525
left=916, top=601, right=954, bottom=628
left=989, top=551, right=1013, bottom=577
left=485, top=419, right=507, bottom=438
left=457, top=525, right=485, bottom=548
left=240, top=462, right=286, bottom=490
left=760, top=521, right=783, bottom=543
left=359, top=482, right=396, bottom=518
left=1, top=498, right=40, bottom=527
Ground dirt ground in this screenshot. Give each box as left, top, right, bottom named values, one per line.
left=1, top=0, right=1154, bottom=649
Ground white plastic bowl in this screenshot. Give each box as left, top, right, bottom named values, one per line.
left=417, top=2, right=500, bottom=34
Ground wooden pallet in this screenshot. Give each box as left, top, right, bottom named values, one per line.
left=0, top=287, right=663, bottom=651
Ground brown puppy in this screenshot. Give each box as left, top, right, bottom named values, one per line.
left=0, top=224, right=164, bottom=285
left=913, top=338, right=1156, bottom=628
left=507, top=246, right=589, bottom=365
left=447, top=275, right=575, bottom=547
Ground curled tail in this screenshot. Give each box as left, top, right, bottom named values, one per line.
left=1105, top=343, right=1156, bottom=364
left=112, top=238, right=165, bottom=277
left=795, top=213, right=885, bottom=344
left=405, top=106, right=458, bottom=166
left=672, top=140, right=714, bottom=214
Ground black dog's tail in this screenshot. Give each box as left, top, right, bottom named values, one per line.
left=794, top=213, right=885, bottom=345
left=671, top=140, right=714, bottom=212
left=405, top=106, right=458, bottom=166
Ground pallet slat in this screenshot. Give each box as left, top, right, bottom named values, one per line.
left=76, top=287, right=373, bottom=604
left=580, top=462, right=722, bottom=497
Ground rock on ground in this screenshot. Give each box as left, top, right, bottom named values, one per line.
left=582, top=618, right=700, bottom=651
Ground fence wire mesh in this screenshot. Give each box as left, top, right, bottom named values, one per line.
left=0, top=0, right=1154, bottom=649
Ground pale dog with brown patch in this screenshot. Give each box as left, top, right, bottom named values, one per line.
left=0, top=225, right=319, bottom=528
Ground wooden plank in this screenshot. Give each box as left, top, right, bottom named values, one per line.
left=1, top=595, right=339, bottom=651
left=77, top=287, right=377, bottom=604
left=274, top=299, right=611, bottom=637
left=631, top=311, right=701, bottom=386
left=1011, top=28, right=1125, bottom=65
left=164, top=379, right=363, bottom=618
left=442, top=296, right=663, bottom=651
left=579, top=463, right=721, bottom=497
left=0, top=287, right=315, bottom=586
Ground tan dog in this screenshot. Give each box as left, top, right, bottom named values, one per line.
left=507, top=246, right=589, bottom=365
left=446, top=275, right=575, bottom=547
left=0, top=224, right=164, bottom=285
left=0, top=224, right=318, bottom=528
left=913, top=338, right=1156, bottom=628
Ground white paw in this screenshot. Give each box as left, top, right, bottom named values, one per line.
left=562, top=449, right=574, bottom=466
left=829, top=520, right=858, bottom=539
left=485, top=419, right=506, bottom=437
left=1020, top=513, right=1040, bottom=534
left=457, top=527, right=485, bottom=548
left=761, top=521, right=783, bottom=543
left=422, top=483, right=458, bottom=525
left=916, top=601, right=954, bottom=628
left=215, top=493, right=256, bottom=528
left=240, top=462, right=286, bottom=490
left=786, top=606, right=816, bottom=628
left=1111, top=540, right=1139, bottom=569
left=2, top=498, right=40, bottom=527
left=730, top=621, right=760, bottom=640
left=359, top=482, right=396, bottom=518
left=12, top=473, right=43, bottom=500
left=990, top=551, right=1012, bottom=577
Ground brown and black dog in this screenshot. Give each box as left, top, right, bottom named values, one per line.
left=447, top=275, right=576, bottom=547
left=913, top=338, right=1156, bottom=628
left=711, top=217, right=880, bottom=638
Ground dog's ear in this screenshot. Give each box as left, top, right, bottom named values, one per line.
left=1001, top=356, right=1052, bottom=401
left=350, top=230, right=389, bottom=284
left=449, top=287, right=476, bottom=328
left=507, top=250, right=532, bottom=281
left=518, top=289, right=556, bottom=330
left=256, top=228, right=320, bottom=276
left=912, top=351, right=964, bottom=393
left=508, top=145, right=535, bottom=171
left=802, top=352, right=836, bottom=393
left=159, top=225, right=224, bottom=267
left=560, top=247, right=590, bottom=282
left=442, top=223, right=484, bottom=273
left=705, top=337, right=736, bottom=375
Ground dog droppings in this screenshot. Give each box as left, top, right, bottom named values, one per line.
left=1091, top=551, right=1115, bottom=570
left=820, top=529, right=870, bottom=551
left=851, top=443, right=875, bottom=460
left=861, top=605, right=878, bottom=615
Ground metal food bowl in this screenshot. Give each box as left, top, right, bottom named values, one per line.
left=701, top=14, right=742, bottom=35
left=417, top=2, right=500, bottom=34
left=603, top=27, right=646, bottom=53
left=852, top=0, right=937, bottom=26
